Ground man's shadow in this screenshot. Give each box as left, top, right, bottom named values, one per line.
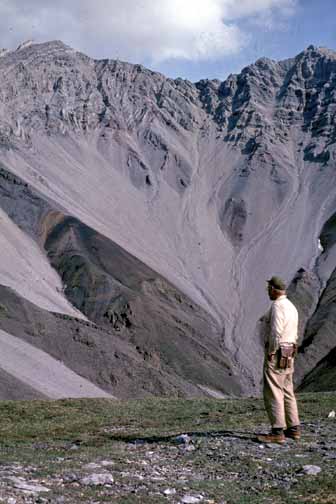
left=104, top=429, right=255, bottom=445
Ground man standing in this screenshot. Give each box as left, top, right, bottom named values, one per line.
left=258, top=276, right=301, bottom=444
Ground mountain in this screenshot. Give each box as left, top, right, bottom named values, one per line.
left=0, top=40, right=335, bottom=398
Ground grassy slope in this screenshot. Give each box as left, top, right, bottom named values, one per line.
left=0, top=393, right=335, bottom=503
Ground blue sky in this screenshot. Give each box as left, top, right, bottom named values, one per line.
left=155, top=0, right=336, bottom=81
left=1, top=0, right=335, bottom=82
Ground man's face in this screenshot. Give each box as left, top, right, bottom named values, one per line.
left=267, top=284, right=276, bottom=300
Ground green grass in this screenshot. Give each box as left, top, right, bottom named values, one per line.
left=0, top=393, right=334, bottom=502
left=0, top=393, right=334, bottom=443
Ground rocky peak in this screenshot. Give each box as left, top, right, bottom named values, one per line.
left=19, top=39, right=72, bottom=53
left=0, top=41, right=335, bottom=158
left=281, top=45, right=336, bottom=85
left=16, top=40, right=35, bottom=51
left=271, top=45, right=336, bottom=157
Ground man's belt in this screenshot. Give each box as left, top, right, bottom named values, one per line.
left=277, top=343, right=297, bottom=369
left=267, top=343, right=297, bottom=368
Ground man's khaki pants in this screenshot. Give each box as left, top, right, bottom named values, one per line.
left=263, top=359, right=300, bottom=429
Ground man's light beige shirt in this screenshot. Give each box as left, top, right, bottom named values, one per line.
left=267, top=295, right=298, bottom=353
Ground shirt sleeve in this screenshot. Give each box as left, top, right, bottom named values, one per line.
left=262, top=308, right=272, bottom=347
left=269, top=303, right=285, bottom=352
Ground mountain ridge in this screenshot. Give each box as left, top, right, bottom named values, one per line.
left=0, top=41, right=335, bottom=397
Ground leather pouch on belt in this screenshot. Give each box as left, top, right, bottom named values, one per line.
left=277, top=345, right=295, bottom=369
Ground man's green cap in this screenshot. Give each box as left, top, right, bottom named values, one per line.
left=267, top=276, right=286, bottom=291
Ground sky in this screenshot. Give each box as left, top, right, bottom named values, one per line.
left=1, top=0, right=336, bottom=82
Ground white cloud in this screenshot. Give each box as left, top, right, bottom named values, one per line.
left=0, top=0, right=297, bottom=63
left=221, top=0, right=297, bottom=19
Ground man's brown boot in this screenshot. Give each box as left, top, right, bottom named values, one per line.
left=257, top=429, right=285, bottom=444
left=284, top=425, right=301, bottom=440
